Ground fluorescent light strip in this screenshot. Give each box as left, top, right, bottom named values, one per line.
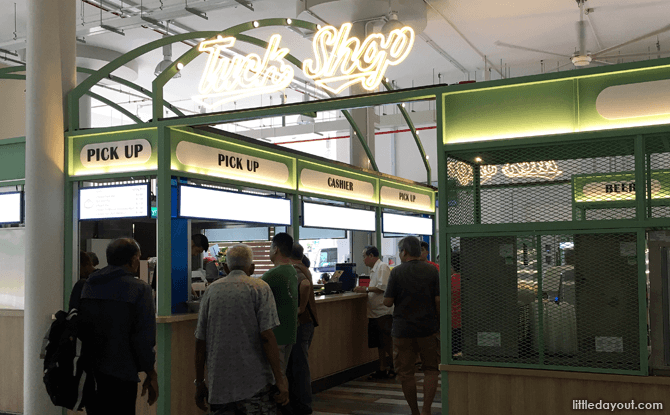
left=382, top=213, right=433, bottom=236
left=303, top=202, right=375, bottom=232
left=180, top=185, right=291, bottom=225
left=0, top=193, right=21, bottom=223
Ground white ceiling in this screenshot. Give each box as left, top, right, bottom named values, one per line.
left=1, top=0, right=669, bottom=127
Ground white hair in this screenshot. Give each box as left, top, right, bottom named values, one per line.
left=226, top=244, right=254, bottom=270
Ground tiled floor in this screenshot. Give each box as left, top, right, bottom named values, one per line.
left=312, top=372, right=442, bottom=415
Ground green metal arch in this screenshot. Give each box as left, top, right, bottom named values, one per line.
left=86, top=91, right=143, bottom=124
left=152, top=20, right=378, bottom=171
left=0, top=68, right=143, bottom=124
left=0, top=66, right=185, bottom=119
left=382, top=79, right=432, bottom=183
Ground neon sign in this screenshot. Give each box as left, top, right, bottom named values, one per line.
left=191, top=23, right=415, bottom=107
left=192, top=34, right=294, bottom=109
left=502, top=161, right=562, bottom=180
left=448, top=161, right=563, bottom=186
left=302, top=23, right=415, bottom=94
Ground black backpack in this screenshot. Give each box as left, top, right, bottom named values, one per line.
left=41, top=308, right=94, bottom=410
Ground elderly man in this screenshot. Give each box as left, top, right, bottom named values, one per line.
left=195, top=244, right=289, bottom=414
left=353, top=246, right=394, bottom=379
left=384, top=236, right=440, bottom=415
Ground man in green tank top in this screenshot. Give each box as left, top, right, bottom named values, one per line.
left=262, top=232, right=299, bottom=377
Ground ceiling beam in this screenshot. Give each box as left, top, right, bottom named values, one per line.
left=0, top=0, right=247, bottom=50
left=419, top=33, right=468, bottom=73
left=423, top=0, right=504, bottom=78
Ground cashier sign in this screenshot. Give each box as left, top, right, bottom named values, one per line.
left=192, top=23, right=415, bottom=109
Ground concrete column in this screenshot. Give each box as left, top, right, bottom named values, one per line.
left=349, top=22, right=377, bottom=275
left=24, top=1, right=76, bottom=414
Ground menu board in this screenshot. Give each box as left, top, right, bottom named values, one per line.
left=179, top=185, right=291, bottom=225
left=302, top=202, right=375, bottom=232
left=0, top=192, right=22, bottom=224
left=382, top=212, right=433, bottom=236
left=79, top=184, right=149, bottom=220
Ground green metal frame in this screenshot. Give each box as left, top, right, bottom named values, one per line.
left=46, top=27, right=670, bottom=415
left=382, top=79, right=431, bottom=184
left=0, top=66, right=186, bottom=120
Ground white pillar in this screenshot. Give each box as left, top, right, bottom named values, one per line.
left=24, top=1, right=75, bottom=414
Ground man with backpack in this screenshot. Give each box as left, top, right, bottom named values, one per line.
left=78, top=238, right=158, bottom=414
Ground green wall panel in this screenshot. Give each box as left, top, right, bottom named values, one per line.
left=0, top=139, right=25, bottom=181
left=443, top=80, right=577, bottom=144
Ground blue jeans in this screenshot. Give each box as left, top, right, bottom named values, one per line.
left=287, top=322, right=315, bottom=413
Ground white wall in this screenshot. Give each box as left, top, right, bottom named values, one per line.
left=0, top=228, right=25, bottom=309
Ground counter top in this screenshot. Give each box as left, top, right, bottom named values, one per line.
left=154, top=292, right=368, bottom=322
left=156, top=313, right=199, bottom=323
left=314, top=292, right=368, bottom=304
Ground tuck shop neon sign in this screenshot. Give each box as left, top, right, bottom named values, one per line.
left=192, top=23, right=415, bottom=109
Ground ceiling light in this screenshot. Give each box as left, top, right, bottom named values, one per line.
left=316, top=24, right=322, bottom=30
left=253, top=21, right=260, bottom=28
left=176, top=62, right=184, bottom=70
left=286, top=18, right=292, bottom=25
left=154, top=21, right=180, bottom=78
left=475, top=157, right=483, bottom=163
left=381, top=12, right=404, bottom=36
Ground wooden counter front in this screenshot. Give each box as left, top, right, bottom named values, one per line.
left=442, top=364, right=670, bottom=415
left=309, top=292, right=377, bottom=380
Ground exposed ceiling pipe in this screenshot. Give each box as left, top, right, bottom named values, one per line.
left=422, top=0, right=504, bottom=78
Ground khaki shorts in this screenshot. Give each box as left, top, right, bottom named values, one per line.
left=393, top=333, right=440, bottom=382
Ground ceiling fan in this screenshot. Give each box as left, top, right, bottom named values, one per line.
left=495, top=0, right=670, bottom=71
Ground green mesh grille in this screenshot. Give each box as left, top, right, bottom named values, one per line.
left=646, top=135, right=670, bottom=218
left=446, top=137, right=640, bottom=225
left=450, top=232, right=641, bottom=372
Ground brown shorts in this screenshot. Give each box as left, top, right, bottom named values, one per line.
left=368, top=315, right=393, bottom=349
left=393, top=333, right=440, bottom=382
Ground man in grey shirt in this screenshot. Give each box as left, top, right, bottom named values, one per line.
left=195, top=244, right=289, bottom=414
left=384, top=236, right=440, bottom=415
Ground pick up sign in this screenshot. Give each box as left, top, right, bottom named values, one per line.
left=80, top=139, right=152, bottom=169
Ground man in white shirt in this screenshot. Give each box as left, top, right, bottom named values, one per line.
left=354, top=246, right=395, bottom=379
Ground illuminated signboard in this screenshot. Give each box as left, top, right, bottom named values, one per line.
left=379, top=185, right=433, bottom=212
left=299, top=168, right=375, bottom=203
left=573, top=170, right=670, bottom=203
left=0, top=192, right=22, bottom=224
left=179, top=185, right=291, bottom=225
left=302, top=202, right=375, bottom=232
left=79, top=184, right=150, bottom=220
left=80, top=139, right=152, bottom=170
left=382, top=213, right=433, bottom=236
left=175, top=141, right=291, bottom=188
left=192, top=23, right=415, bottom=107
